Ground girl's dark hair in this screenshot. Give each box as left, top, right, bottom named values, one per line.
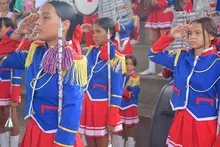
left=190, top=17, right=218, bottom=47
left=48, top=1, right=82, bottom=41
left=125, top=55, right=137, bottom=66
left=0, top=17, right=15, bottom=29
left=94, top=17, right=116, bottom=41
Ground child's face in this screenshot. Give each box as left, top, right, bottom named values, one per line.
left=188, top=22, right=214, bottom=50
left=35, top=3, right=59, bottom=43
left=0, top=0, right=8, bottom=11
left=126, top=58, right=135, bottom=74
left=92, top=24, right=107, bottom=46
left=0, top=24, right=10, bottom=38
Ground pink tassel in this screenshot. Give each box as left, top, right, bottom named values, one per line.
left=40, top=40, right=74, bottom=75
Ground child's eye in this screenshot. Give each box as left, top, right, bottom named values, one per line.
left=188, top=32, right=192, bottom=35
left=43, top=16, right=50, bottom=19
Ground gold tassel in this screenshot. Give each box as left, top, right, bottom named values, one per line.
left=134, top=15, right=139, bottom=27
left=69, top=55, right=88, bottom=86
left=174, top=50, right=181, bottom=67
left=125, top=76, right=140, bottom=87
left=168, top=49, right=182, bottom=67
left=83, top=46, right=98, bottom=57
left=25, top=43, right=39, bottom=68
left=110, top=54, right=126, bottom=74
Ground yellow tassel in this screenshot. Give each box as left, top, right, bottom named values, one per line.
left=125, top=76, right=140, bottom=87
left=83, top=46, right=98, bottom=57
left=173, top=50, right=181, bottom=67
left=25, top=43, right=39, bottom=68
left=69, top=55, right=88, bottom=86
left=133, top=15, right=139, bottom=27
left=110, top=54, right=126, bottom=74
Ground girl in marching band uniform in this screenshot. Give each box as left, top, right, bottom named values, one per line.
left=0, top=1, right=87, bottom=147
left=149, top=17, right=220, bottom=147
left=115, top=16, right=134, bottom=55
left=130, top=0, right=140, bottom=45
left=79, top=17, right=125, bottom=147
left=140, top=0, right=175, bottom=75
left=0, top=17, right=22, bottom=147
left=113, top=55, right=140, bottom=147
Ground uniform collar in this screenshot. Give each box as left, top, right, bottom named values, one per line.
left=200, top=46, right=216, bottom=56
left=126, top=71, right=134, bottom=76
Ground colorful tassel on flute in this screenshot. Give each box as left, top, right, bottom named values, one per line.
left=40, top=39, right=74, bottom=75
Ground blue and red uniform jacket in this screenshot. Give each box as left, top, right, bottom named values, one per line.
left=0, top=30, right=85, bottom=147
left=148, top=31, right=220, bottom=121
left=120, top=71, right=140, bottom=110
left=0, top=68, right=22, bottom=104
left=0, top=34, right=24, bottom=104
left=115, top=17, right=134, bottom=41
left=84, top=43, right=125, bottom=126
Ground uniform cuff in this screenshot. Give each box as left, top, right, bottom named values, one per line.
left=123, top=88, right=131, bottom=99
left=54, top=125, right=77, bottom=147
left=11, top=86, right=21, bottom=103
left=151, top=30, right=174, bottom=53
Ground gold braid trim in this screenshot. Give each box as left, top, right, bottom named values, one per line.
left=125, top=76, right=140, bottom=87
left=110, top=54, right=126, bottom=74
left=54, top=141, right=74, bottom=147
left=25, top=42, right=39, bottom=68
left=168, top=49, right=182, bottom=67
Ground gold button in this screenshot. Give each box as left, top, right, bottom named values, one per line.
left=184, top=101, right=186, bottom=104
left=32, top=111, right=35, bottom=115
left=197, top=58, right=200, bottom=61
left=186, top=85, right=189, bottom=88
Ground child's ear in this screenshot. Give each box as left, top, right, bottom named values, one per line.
left=209, top=34, right=215, bottom=41
left=62, top=20, right=70, bottom=31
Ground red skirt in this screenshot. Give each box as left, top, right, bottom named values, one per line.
left=145, top=7, right=173, bottom=29
left=79, top=92, right=122, bottom=137
left=167, top=109, right=217, bottom=147
left=120, top=106, right=139, bottom=126
left=20, top=118, right=83, bottom=147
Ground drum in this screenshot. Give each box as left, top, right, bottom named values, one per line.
left=75, top=0, right=99, bottom=15
left=149, top=84, right=174, bottom=147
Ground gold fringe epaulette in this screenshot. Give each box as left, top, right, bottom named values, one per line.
left=65, top=55, right=87, bottom=87
left=125, top=76, right=140, bottom=87
left=25, top=42, right=39, bottom=68
left=110, top=53, right=126, bottom=74
left=83, top=46, right=97, bottom=57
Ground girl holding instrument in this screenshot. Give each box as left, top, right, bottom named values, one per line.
left=0, top=1, right=86, bottom=147
left=79, top=17, right=125, bottom=147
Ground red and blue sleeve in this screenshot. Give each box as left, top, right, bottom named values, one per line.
left=54, top=82, right=84, bottom=146
left=148, top=31, right=176, bottom=70
left=107, top=66, right=123, bottom=126
left=0, top=30, right=28, bottom=70
left=11, top=69, right=22, bottom=103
